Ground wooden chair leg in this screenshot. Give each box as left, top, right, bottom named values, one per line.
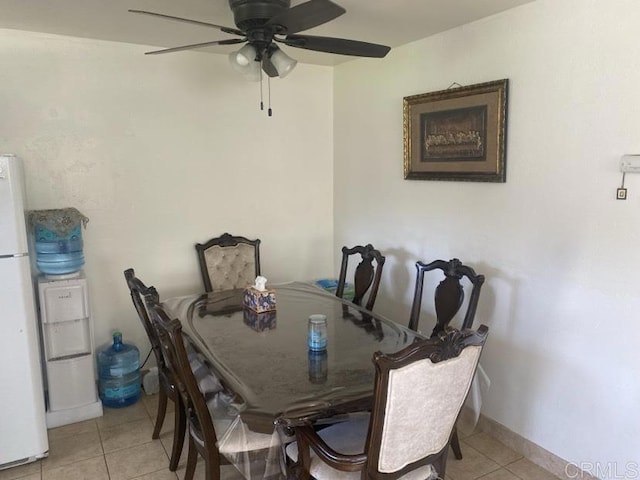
left=451, top=426, right=463, bottom=460
left=169, top=399, right=186, bottom=471
left=433, top=446, right=449, bottom=478
left=203, top=439, right=221, bottom=480
left=298, top=436, right=312, bottom=480
left=152, top=387, right=168, bottom=439
left=184, top=436, right=198, bottom=480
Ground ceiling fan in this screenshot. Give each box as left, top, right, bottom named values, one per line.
left=129, top=0, right=391, bottom=80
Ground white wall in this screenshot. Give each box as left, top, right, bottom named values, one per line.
left=334, top=0, right=640, bottom=473
left=0, top=29, right=334, bottom=356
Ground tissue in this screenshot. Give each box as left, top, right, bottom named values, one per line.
left=254, top=276, right=267, bottom=291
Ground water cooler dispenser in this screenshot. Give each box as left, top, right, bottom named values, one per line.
left=28, top=208, right=102, bottom=426
left=37, top=271, right=102, bottom=427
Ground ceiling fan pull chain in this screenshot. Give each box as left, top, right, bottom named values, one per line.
left=260, top=67, right=264, bottom=112
left=268, top=77, right=273, bottom=117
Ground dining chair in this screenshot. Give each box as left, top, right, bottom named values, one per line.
left=336, top=244, right=386, bottom=311
left=123, top=268, right=185, bottom=471
left=145, top=298, right=274, bottom=480
left=407, top=258, right=485, bottom=459
left=408, top=258, right=485, bottom=336
left=195, top=233, right=261, bottom=293
left=285, top=325, right=489, bottom=480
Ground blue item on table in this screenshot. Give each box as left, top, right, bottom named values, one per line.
left=308, top=314, right=328, bottom=351
left=315, top=278, right=355, bottom=301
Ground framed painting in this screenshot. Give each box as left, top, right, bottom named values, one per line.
left=403, top=79, right=508, bottom=182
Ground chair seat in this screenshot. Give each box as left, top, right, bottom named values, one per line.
left=286, top=414, right=436, bottom=480
left=190, top=413, right=273, bottom=452
left=217, top=417, right=275, bottom=454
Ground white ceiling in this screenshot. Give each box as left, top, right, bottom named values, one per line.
left=0, top=0, right=535, bottom=66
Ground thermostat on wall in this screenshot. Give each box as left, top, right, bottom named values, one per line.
left=620, top=155, right=640, bottom=173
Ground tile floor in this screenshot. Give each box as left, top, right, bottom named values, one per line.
left=0, top=394, right=561, bottom=480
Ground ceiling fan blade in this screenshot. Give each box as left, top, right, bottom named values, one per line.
left=265, top=0, right=345, bottom=35
left=262, top=57, right=279, bottom=78
left=145, top=38, right=245, bottom=55
left=282, top=34, right=390, bottom=58
left=129, top=9, right=244, bottom=37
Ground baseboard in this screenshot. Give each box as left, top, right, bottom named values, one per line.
left=476, top=414, right=599, bottom=480
left=46, top=400, right=103, bottom=429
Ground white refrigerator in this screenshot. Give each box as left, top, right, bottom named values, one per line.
left=0, top=154, right=49, bottom=469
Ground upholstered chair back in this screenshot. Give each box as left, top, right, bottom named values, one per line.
left=377, top=345, right=482, bottom=473
left=363, top=326, right=488, bottom=479
left=203, top=243, right=256, bottom=291
left=195, top=233, right=261, bottom=292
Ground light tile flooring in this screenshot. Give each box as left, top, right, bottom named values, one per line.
left=0, top=394, right=561, bottom=480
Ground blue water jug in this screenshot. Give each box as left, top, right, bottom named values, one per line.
left=34, top=224, right=85, bottom=275
left=98, top=331, right=141, bottom=408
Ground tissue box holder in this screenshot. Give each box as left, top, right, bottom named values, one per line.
left=243, top=287, right=277, bottom=313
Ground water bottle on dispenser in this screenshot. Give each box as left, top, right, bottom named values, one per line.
left=98, top=331, right=141, bottom=408
left=28, top=208, right=89, bottom=276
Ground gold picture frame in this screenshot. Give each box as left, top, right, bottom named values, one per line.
left=403, top=79, right=508, bottom=182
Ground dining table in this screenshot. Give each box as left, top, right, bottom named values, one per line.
left=162, top=281, right=424, bottom=479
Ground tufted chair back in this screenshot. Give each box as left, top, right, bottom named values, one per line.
left=195, top=233, right=261, bottom=292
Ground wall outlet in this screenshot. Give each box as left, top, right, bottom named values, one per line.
left=616, top=188, right=627, bottom=200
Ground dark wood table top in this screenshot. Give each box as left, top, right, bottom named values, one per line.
left=163, top=282, right=423, bottom=432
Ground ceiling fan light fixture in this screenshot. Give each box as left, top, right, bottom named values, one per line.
left=229, top=43, right=257, bottom=68
left=133, top=0, right=391, bottom=95
left=229, top=44, right=261, bottom=81
left=270, top=48, right=297, bottom=78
